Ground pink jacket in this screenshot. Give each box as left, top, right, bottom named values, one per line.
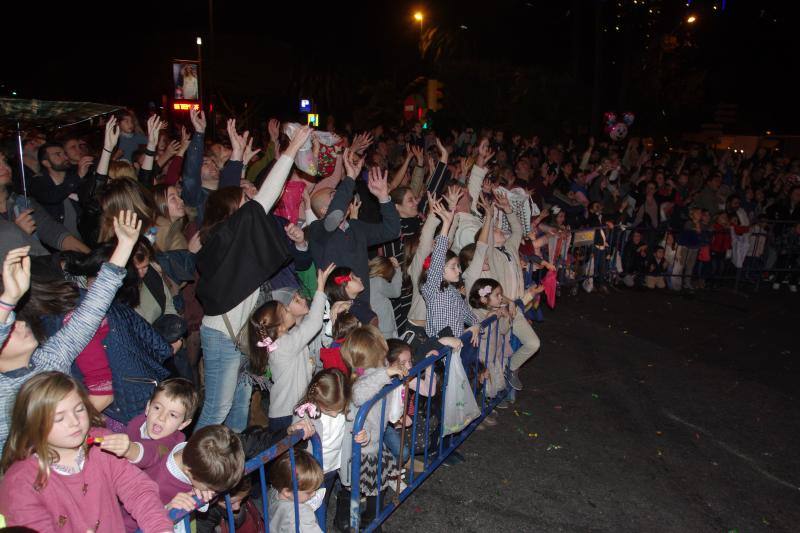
left=0, top=436, right=172, bottom=533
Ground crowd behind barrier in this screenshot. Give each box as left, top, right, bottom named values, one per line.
left=1, top=101, right=799, bottom=532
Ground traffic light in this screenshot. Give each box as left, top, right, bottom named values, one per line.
left=426, top=79, right=445, bottom=112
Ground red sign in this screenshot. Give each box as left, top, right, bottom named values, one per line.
left=403, top=95, right=416, bottom=121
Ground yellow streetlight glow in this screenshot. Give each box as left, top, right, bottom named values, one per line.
left=686, top=15, right=697, bottom=24
left=414, top=12, right=424, bottom=22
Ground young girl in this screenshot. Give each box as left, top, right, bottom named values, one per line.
left=0, top=371, right=172, bottom=533
left=268, top=449, right=325, bottom=533
left=324, top=266, right=377, bottom=327
left=467, top=279, right=512, bottom=400
left=248, top=264, right=335, bottom=434
left=339, top=325, right=407, bottom=527
left=292, top=370, right=368, bottom=513
left=319, top=310, right=360, bottom=374
left=420, top=200, right=480, bottom=343
left=0, top=210, right=141, bottom=451
left=368, top=256, right=403, bottom=339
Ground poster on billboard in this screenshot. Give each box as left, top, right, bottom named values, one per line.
left=173, top=61, right=201, bottom=101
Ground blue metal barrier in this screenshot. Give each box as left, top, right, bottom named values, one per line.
left=349, top=315, right=509, bottom=532
left=138, top=431, right=325, bottom=533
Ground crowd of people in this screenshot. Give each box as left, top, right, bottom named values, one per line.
left=0, top=105, right=798, bottom=532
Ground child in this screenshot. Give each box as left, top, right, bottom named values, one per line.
left=196, top=478, right=264, bottom=533
left=324, top=266, right=377, bottom=327
left=368, top=256, right=403, bottom=339
left=0, top=371, right=172, bottom=533
left=268, top=449, right=325, bottom=533
left=0, top=210, right=141, bottom=451
left=384, top=339, right=441, bottom=467
left=644, top=247, right=668, bottom=289
left=141, top=424, right=246, bottom=516
left=292, top=370, right=368, bottom=512
left=248, top=265, right=335, bottom=434
left=339, top=326, right=407, bottom=527
left=420, top=200, right=480, bottom=343
left=319, top=311, right=360, bottom=375
left=467, top=279, right=512, bottom=400
left=123, top=378, right=199, bottom=471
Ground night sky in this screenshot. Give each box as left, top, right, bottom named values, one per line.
left=2, top=0, right=798, bottom=134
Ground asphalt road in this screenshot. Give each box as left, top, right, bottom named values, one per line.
left=379, top=287, right=800, bottom=532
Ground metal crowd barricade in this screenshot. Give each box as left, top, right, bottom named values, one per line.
left=349, top=315, right=509, bottom=532
left=534, top=221, right=799, bottom=293
left=137, top=432, right=326, bottom=533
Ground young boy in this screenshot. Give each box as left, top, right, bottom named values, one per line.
left=122, top=378, right=199, bottom=469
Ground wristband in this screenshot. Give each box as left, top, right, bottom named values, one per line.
left=0, top=300, right=15, bottom=311
left=144, top=148, right=156, bottom=156
left=103, top=148, right=113, bottom=154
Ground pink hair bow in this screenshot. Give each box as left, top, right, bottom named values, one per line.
left=478, top=285, right=493, bottom=297
left=295, top=402, right=320, bottom=419
left=257, top=336, right=278, bottom=352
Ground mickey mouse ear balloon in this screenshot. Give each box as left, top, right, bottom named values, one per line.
left=603, top=112, right=617, bottom=125
left=609, top=122, right=628, bottom=141
left=622, top=112, right=635, bottom=126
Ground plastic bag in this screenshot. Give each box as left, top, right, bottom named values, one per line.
left=442, top=349, right=480, bottom=435
left=283, top=123, right=341, bottom=176
left=385, top=384, right=405, bottom=424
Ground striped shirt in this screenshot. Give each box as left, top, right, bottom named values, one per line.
left=0, top=263, right=126, bottom=452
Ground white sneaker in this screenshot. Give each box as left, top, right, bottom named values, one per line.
left=773, top=283, right=781, bottom=290
left=790, top=285, right=798, bottom=293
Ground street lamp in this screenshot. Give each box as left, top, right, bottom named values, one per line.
left=686, top=15, right=697, bottom=24
left=414, top=11, right=424, bottom=32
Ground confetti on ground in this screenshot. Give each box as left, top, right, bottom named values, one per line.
left=762, top=518, right=770, bottom=526
left=514, top=409, right=520, bottom=417
left=554, top=405, right=563, bottom=410
left=501, top=479, right=509, bottom=485
left=656, top=449, right=663, bottom=457
left=546, top=444, right=562, bottom=451
left=414, top=507, right=422, bottom=513
left=521, top=410, right=532, bottom=416
left=591, top=393, right=599, bottom=399
left=656, top=431, right=663, bottom=436
left=694, top=432, right=701, bottom=440
left=517, top=427, right=525, bottom=435
left=529, top=433, right=539, bottom=438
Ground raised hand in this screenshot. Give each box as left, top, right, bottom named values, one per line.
left=167, top=492, right=197, bottom=512
left=189, top=108, right=206, bottom=134
left=242, top=135, right=261, bottom=165
left=475, top=138, right=496, bottom=168
left=109, top=210, right=142, bottom=268
left=268, top=118, right=281, bottom=143
left=317, top=262, right=337, bottom=290
left=350, top=195, right=362, bottom=219
left=1, top=246, right=31, bottom=306
left=226, top=119, right=246, bottom=161
left=367, top=166, right=389, bottom=202
left=284, top=223, right=306, bottom=246
left=342, top=148, right=365, bottom=178
left=493, top=189, right=512, bottom=214
left=163, top=140, right=181, bottom=160
left=444, top=185, right=463, bottom=211
left=284, top=125, right=313, bottom=159
left=146, top=115, right=166, bottom=150
left=178, top=126, right=191, bottom=156
left=103, top=116, right=120, bottom=152
left=351, top=132, right=374, bottom=154
left=409, top=144, right=424, bottom=166
left=435, top=137, right=449, bottom=165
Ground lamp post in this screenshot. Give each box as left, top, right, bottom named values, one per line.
left=414, top=11, right=424, bottom=58
left=196, top=36, right=203, bottom=106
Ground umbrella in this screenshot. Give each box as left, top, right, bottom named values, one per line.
left=0, top=98, right=122, bottom=201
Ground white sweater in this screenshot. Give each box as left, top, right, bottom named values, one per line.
left=268, top=291, right=326, bottom=418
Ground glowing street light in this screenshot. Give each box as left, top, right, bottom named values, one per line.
left=196, top=36, right=202, bottom=45
left=414, top=12, right=424, bottom=22
left=686, top=15, right=697, bottom=24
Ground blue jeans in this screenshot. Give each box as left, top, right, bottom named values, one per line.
left=383, top=425, right=411, bottom=464
left=269, top=415, right=293, bottom=435
left=195, top=326, right=252, bottom=432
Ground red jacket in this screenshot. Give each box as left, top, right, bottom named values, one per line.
left=320, top=338, right=349, bottom=375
